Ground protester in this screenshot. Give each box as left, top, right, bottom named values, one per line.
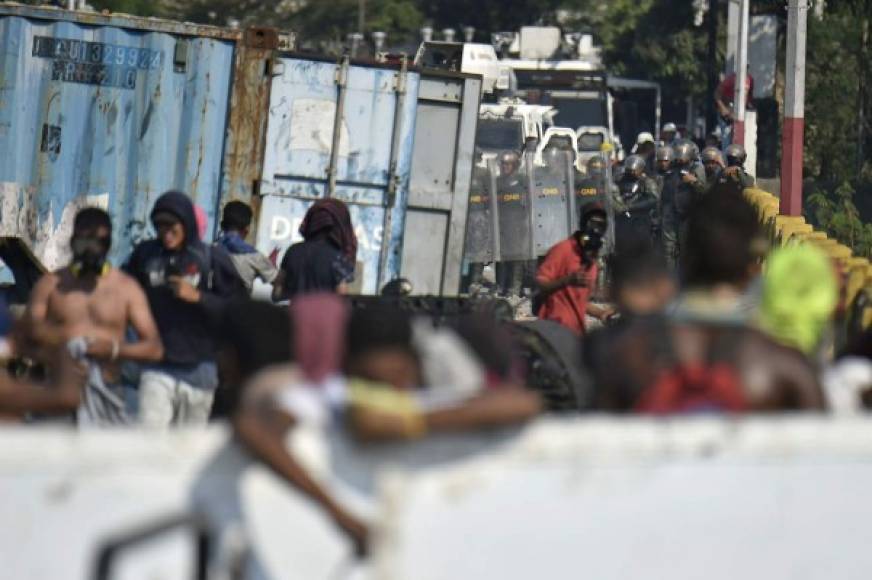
left=124, top=191, right=246, bottom=427
left=757, top=244, right=838, bottom=358
left=589, top=192, right=825, bottom=413
left=25, top=207, right=163, bottom=425
left=536, top=204, right=615, bottom=334
left=272, top=199, right=358, bottom=301
left=216, top=200, right=278, bottom=294
left=231, top=295, right=542, bottom=557
left=714, top=68, right=754, bottom=148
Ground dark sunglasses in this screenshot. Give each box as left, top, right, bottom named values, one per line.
left=153, top=217, right=180, bottom=229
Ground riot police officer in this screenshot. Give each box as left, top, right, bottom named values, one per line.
left=660, top=140, right=706, bottom=268
left=701, top=146, right=726, bottom=190
left=661, top=122, right=679, bottom=147
left=654, top=146, right=674, bottom=192
left=613, top=155, right=659, bottom=250
left=495, top=150, right=531, bottom=296
left=715, top=143, right=755, bottom=191
left=463, top=147, right=494, bottom=290
left=575, top=156, right=608, bottom=212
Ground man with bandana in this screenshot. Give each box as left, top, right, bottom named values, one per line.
left=24, top=207, right=164, bottom=425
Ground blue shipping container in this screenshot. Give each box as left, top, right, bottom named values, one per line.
left=255, top=56, right=420, bottom=295
left=0, top=5, right=236, bottom=271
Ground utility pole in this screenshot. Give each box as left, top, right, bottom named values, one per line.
left=706, top=0, right=720, bottom=135
left=780, top=0, right=808, bottom=216
left=732, top=0, right=749, bottom=146
left=358, top=0, right=366, bottom=34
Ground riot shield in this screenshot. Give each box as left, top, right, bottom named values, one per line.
left=495, top=152, right=533, bottom=262
left=602, top=150, right=617, bottom=256
left=462, top=161, right=496, bottom=264
left=530, top=149, right=575, bottom=256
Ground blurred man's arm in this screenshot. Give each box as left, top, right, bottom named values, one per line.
left=0, top=347, right=83, bottom=415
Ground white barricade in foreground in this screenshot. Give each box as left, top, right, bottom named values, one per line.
left=2, top=418, right=872, bottom=579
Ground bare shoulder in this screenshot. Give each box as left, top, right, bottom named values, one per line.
left=242, top=363, right=302, bottom=409
left=108, top=268, right=143, bottom=293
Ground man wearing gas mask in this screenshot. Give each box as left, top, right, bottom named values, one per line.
left=24, top=207, right=164, bottom=425
left=612, top=155, right=659, bottom=250
left=535, top=204, right=615, bottom=335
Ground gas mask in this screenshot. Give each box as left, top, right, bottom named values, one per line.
left=70, top=234, right=111, bottom=277
left=580, top=215, right=607, bottom=265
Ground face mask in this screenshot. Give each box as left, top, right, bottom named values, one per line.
left=70, top=235, right=110, bottom=276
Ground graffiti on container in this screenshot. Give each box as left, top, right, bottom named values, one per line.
left=268, top=214, right=383, bottom=252
left=32, top=36, right=164, bottom=90
left=0, top=182, right=109, bottom=270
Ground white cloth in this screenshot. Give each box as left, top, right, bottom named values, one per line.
left=139, top=370, right=215, bottom=427
left=823, top=357, right=872, bottom=415
left=67, top=337, right=129, bottom=426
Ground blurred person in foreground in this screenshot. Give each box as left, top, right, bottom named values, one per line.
left=0, top=298, right=85, bottom=418
left=125, top=191, right=246, bottom=427
left=272, top=199, right=357, bottom=301
left=229, top=296, right=541, bottom=558
left=216, top=200, right=278, bottom=295
left=589, top=192, right=824, bottom=413
left=25, top=207, right=163, bottom=424
left=536, top=204, right=615, bottom=335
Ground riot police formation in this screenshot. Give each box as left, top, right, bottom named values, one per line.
left=612, top=154, right=659, bottom=253
left=659, top=139, right=706, bottom=268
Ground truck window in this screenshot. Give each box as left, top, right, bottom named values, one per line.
left=551, top=97, right=606, bottom=130
left=476, top=119, right=524, bottom=151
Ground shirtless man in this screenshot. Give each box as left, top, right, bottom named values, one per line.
left=25, top=207, right=163, bottom=424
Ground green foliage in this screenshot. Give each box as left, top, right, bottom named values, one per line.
left=807, top=183, right=872, bottom=258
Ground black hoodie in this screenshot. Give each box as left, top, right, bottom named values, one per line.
left=124, top=191, right=246, bottom=376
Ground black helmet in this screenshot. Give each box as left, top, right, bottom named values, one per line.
left=622, top=155, right=646, bottom=178
left=586, top=156, right=606, bottom=177
left=673, top=140, right=695, bottom=166
left=701, top=146, right=724, bottom=165
left=725, top=143, right=747, bottom=166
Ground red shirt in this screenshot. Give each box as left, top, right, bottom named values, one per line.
left=536, top=237, right=598, bottom=335
left=717, top=72, right=754, bottom=107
